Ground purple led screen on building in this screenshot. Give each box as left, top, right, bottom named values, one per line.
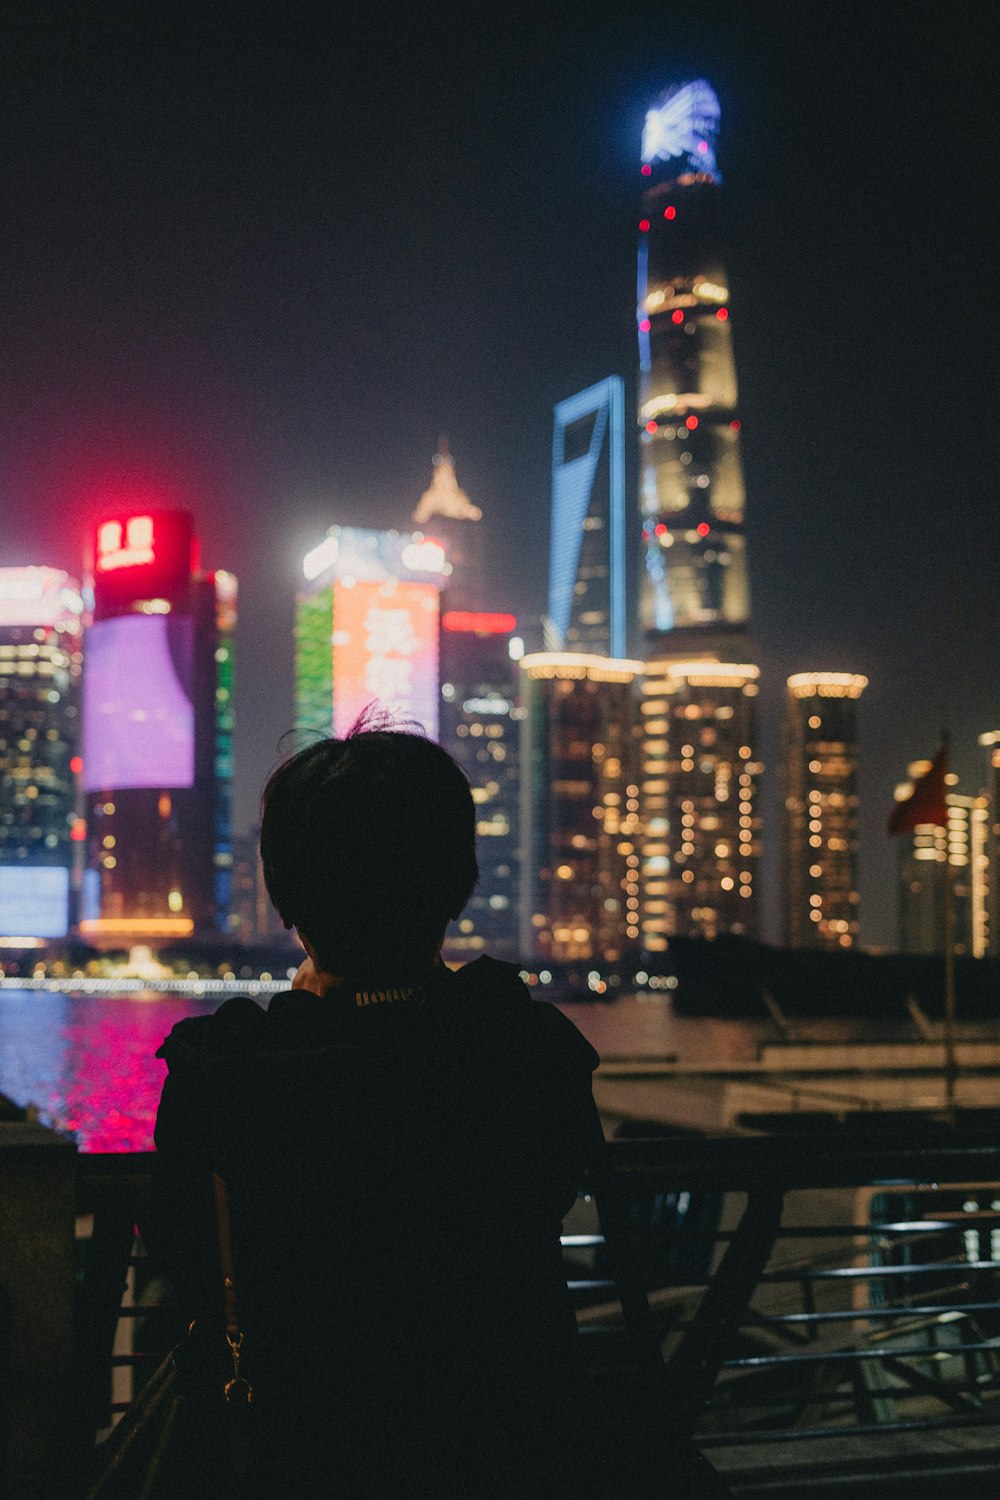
left=82, top=615, right=195, bottom=791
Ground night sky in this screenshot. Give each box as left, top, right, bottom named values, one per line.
left=2, top=2, right=997, bottom=948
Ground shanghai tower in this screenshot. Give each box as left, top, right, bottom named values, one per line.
left=637, top=80, right=749, bottom=659
left=636, top=82, right=763, bottom=946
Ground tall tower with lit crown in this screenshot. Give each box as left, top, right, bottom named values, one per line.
left=412, top=440, right=483, bottom=611
left=637, top=80, right=749, bottom=659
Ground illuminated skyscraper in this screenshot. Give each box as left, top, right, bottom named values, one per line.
left=79, top=511, right=236, bottom=943
left=0, top=568, right=84, bottom=942
left=295, top=525, right=447, bottom=743
left=895, top=770, right=988, bottom=958
left=439, top=611, right=521, bottom=963
left=978, top=729, right=1000, bottom=955
left=547, top=377, right=626, bottom=657
left=637, top=81, right=749, bottom=658
left=412, top=441, right=483, bottom=611
left=639, top=659, right=761, bottom=947
left=782, top=674, right=867, bottom=950
left=518, top=654, right=643, bottom=965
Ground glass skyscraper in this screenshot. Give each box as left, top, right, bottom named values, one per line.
left=0, top=568, right=84, bottom=942
left=637, top=81, right=749, bottom=657
left=547, top=377, right=626, bottom=658
left=79, top=511, right=236, bottom=942
left=439, top=611, right=521, bottom=963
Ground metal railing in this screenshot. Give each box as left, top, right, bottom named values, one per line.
left=76, top=1129, right=1000, bottom=1492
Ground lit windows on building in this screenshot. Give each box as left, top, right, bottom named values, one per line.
left=639, top=659, right=761, bottom=947
left=0, top=568, right=84, bottom=942
left=782, top=673, right=867, bottom=951
left=79, top=511, right=236, bottom=943
left=978, top=729, right=1000, bottom=957
left=896, top=771, right=989, bottom=958
left=439, top=612, right=521, bottom=963
left=518, top=654, right=643, bottom=964
left=637, top=81, right=750, bottom=656
left=548, top=378, right=626, bottom=657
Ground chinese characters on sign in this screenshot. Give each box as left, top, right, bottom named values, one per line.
left=96, top=515, right=156, bottom=572
left=333, top=579, right=439, bottom=739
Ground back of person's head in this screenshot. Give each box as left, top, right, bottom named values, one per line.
left=260, top=714, right=478, bottom=979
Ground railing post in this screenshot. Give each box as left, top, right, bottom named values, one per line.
left=660, top=1187, right=785, bottom=1436
left=0, top=1121, right=78, bottom=1500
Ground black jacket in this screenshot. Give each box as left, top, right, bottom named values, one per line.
left=143, top=957, right=602, bottom=1493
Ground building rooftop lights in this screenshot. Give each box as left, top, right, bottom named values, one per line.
left=519, top=653, right=644, bottom=683
left=78, top=917, right=195, bottom=937
left=787, top=673, right=868, bottom=698
left=656, top=661, right=759, bottom=687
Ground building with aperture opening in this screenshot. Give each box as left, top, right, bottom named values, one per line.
left=548, top=377, right=626, bottom=658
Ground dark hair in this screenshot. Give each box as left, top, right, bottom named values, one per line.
left=260, top=720, right=478, bottom=979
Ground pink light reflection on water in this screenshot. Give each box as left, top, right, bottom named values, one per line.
left=0, top=990, right=221, bottom=1152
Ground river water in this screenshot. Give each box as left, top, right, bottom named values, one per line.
left=0, top=984, right=925, bottom=1152
left=0, top=986, right=784, bottom=1151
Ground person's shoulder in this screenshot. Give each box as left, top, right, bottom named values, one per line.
left=448, top=956, right=600, bottom=1073
left=155, top=994, right=269, bottom=1065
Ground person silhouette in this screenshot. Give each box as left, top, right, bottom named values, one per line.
left=143, top=717, right=603, bottom=1496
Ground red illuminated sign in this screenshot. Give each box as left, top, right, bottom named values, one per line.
left=96, top=515, right=156, bottom=572
left=441, top=611, right=517, bottom=635
left=91, top=510, right=195, bottom=615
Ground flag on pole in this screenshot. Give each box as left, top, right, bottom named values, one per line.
left=888, top=740, right=949, bottom=835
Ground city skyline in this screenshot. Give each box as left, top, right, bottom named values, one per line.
left=1, top=3, right=997, bottom=947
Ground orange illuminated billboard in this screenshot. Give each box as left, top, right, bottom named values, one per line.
left=332, top=578, right=439, bottom=739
